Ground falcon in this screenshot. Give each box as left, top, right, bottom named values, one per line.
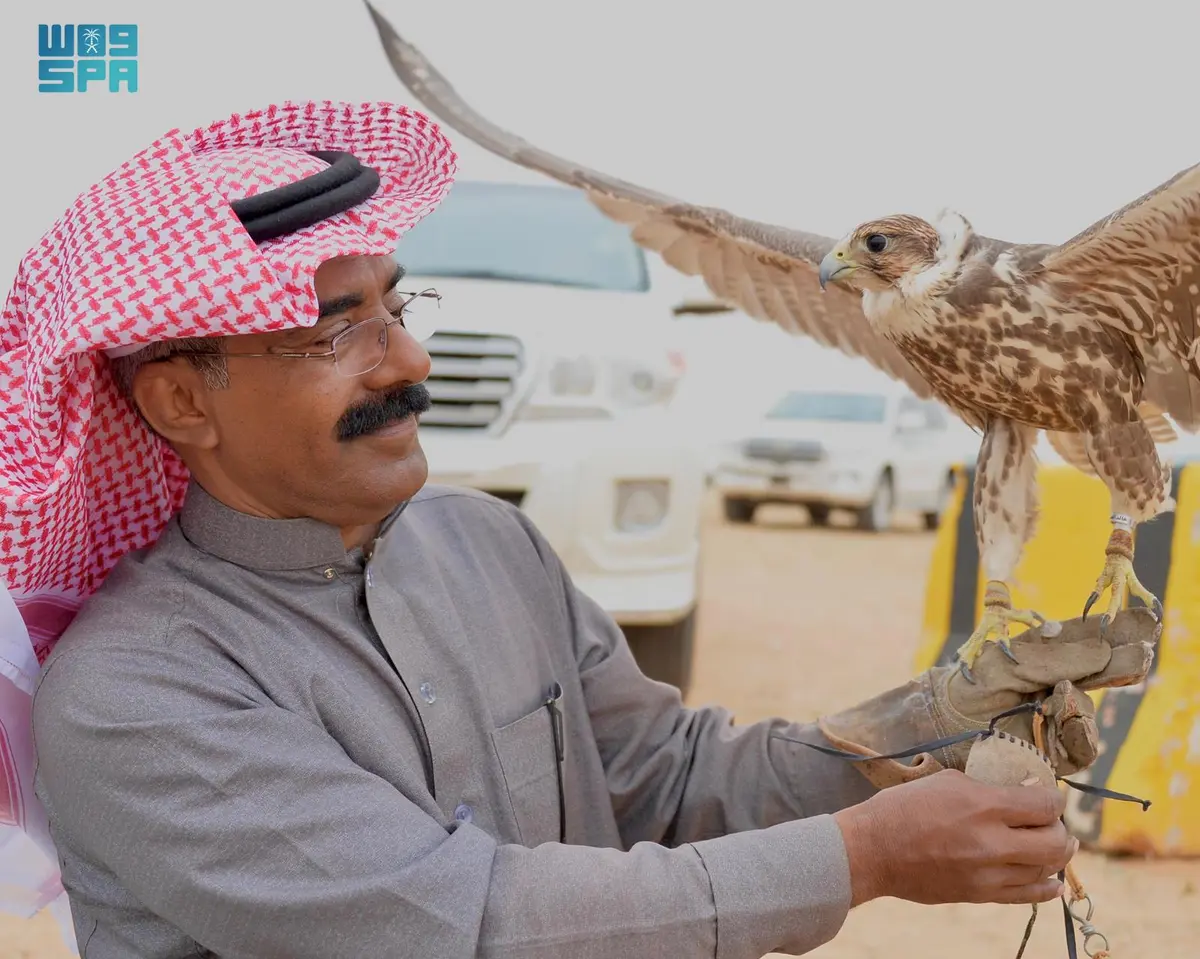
left=364, top=2, right=1200, bottom=680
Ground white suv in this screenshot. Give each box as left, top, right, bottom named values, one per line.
left=396, top=180, right=706, bottom=694
left=709, top=374, right=975, bottom=532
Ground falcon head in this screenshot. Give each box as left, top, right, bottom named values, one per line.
left=818, top=215, right=946, bottom=294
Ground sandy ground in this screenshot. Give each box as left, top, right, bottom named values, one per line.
left=3, top=492, right=1197, bottom=957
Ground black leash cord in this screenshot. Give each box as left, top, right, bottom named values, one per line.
left=1061, top=876, right=1079, bottom=959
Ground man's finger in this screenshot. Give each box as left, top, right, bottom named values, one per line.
left=989, top=879, right=1066, bottom=905
left=994, top=863, right=1058, bottom=887
left=992, top=824, right=1077, bottom=869
left=996, top=785, right=1067, bottom=827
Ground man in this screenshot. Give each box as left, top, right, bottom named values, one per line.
left=3, top=100, right=1158, bottom=958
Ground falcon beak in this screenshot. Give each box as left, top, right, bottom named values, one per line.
left=818, top=244, right=857, bottom=290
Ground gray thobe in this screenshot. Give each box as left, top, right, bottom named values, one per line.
left=31, top=481, right=876, bottom=959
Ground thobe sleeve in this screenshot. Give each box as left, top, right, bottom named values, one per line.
left=32, top=643, right=854, bottom=959
left=514, top=508, right=879, bottom=847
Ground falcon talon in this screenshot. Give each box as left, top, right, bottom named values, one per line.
left=998, top=640, right=1021, bottom=664
left=957, top=660, right=979, bottom=685
left=1082, top=590, right=1101, bottom=621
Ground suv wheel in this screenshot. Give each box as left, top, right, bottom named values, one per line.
left=807, top=504, right=832, bottom=526
left=923, top=472, right=956, bottom=530
left=857, top=472, right=895, bottom=532
left=723, top=497, right=756, bottom=524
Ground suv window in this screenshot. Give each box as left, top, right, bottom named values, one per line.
left=766, top=391, right=888, bottom=423
left=395, top=180, right=649, bottom=293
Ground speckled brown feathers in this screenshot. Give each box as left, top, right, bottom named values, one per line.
left=942, top=241, right=1058, bottom=316
left=1083, top=418, right=1173, bottom=521
left=973, top=420, right=1040, bottom=585
left=1039, top=163, right=1200, bottom=380
left=887, top=304, right=1146, bottom=434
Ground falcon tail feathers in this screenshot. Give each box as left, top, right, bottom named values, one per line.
left=1044, top=430, right=1098, bottom=477
left=1138, top=403, right=1179, bottom=444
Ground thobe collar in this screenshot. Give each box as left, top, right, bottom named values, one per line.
left=178, top=480, right=407, bottom=572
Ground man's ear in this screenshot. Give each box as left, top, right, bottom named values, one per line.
left=129, top=359, right=220, bottom=451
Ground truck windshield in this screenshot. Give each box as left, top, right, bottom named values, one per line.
left=765, top=391, right=888, bottom=423
left=395, top=180, right=649, bottom=292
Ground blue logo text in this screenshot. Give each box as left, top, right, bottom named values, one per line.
left=38, top=24, right=139, bottom=93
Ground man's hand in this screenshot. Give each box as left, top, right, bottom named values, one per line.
left=816, top=607, right=1161, bottom=786
left=834, top=769, right=1078, bottom=907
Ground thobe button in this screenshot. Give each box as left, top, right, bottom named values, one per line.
left=419, top=682, right=436, bottom=704
left=321, top=567, right=336, bottom=580
left=453, top=803, right=473, bottom=823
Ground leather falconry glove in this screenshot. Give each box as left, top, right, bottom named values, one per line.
left=816, top=608, right=1161, bottom=789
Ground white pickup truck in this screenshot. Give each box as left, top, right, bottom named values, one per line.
left=395, top=179, right=707, bottom=694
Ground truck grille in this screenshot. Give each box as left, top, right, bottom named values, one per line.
left=742, top=438, right=825, bottom=464
left=422, top=331, right=525, bottom=429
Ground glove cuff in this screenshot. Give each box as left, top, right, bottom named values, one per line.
left=816, top=674, right=960, bottom=788
left=816, top=716, right=945, bottom=789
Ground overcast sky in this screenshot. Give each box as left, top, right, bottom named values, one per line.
left=6, top=0, right=1200, bottom=426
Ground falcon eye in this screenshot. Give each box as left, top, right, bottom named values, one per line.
left=865, top=233, right=888, bottom=254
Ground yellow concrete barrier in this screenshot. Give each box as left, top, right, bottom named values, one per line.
left=914, top=460, right=1200, bottom=857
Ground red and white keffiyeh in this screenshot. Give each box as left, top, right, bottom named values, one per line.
left=0, top=99, right=457, bottom=939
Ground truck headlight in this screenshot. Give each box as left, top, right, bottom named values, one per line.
left=516, top=352, right=683, bottom=421
left=607, top=357, right=679, bottom=408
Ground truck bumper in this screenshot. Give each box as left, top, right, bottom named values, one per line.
left=418, top=417, right=703, bottom=626
left=710, top=461, right=878, bottom=508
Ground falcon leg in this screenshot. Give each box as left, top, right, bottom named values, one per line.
left=1079, top=422, right=1173, bottom=635
left=955, top=420, right=1048, bottom=683
left=957, top=581, right=1045, bottom=670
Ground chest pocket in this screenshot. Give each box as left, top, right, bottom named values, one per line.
left=491, top=687, right=565, bottom=847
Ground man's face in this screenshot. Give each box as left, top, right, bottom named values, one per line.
left=139, top=254, right=435, bottom=533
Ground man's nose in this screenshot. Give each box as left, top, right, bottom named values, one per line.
left=363, top=319, right=432, bottom=389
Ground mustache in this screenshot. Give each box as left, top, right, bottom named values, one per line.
left=336, top=383, right=432, bottom=441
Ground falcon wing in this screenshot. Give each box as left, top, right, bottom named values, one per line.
left=1035, top=163, right=1200, bottom=430
left=363, top=2, right=936, bottom=400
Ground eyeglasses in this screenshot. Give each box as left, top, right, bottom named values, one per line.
left=225, top=288, right=441, bottom=378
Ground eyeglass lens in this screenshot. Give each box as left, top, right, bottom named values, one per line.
left=331, top=291, right=440, bottom=377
